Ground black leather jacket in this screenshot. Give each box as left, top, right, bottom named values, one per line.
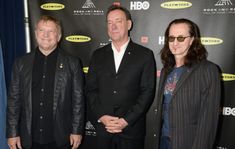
left=6, top=48, right=85, bottom=148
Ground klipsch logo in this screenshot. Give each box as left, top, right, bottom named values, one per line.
left=130, top=1, right=150, bottom=10
left=41, top=3, right=65, bottom=10
left=221, top=73, right=235, bottom=81
left=65, top=35, right=91, bottom=42
left=200, top=37, right=223, bottom=45
left=161, top=1, right=192, bottom=9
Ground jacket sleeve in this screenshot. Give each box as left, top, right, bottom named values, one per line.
left=70, top=58, right=85, bottom=135
left=85, top=52, right=106, bottom=120
left=123, top=51, right=156, bottom=126
left=6, top=58, right=22, bottom=138
left=192, top=62, right=221, bottom=149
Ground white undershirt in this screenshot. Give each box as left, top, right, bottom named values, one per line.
left=112, top=38, right=130, bottom=72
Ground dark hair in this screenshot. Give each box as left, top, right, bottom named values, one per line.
left=35, top=15, right=62, bottom=35
left=160, top=18, right=207, bottom=73
left=106, top=5, right=132, bottom=21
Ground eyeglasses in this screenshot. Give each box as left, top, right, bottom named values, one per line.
left=168, top=36, right=191, bottom=42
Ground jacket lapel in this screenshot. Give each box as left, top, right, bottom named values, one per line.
left=24, top=53, right=35, bottom=132
left=105, top=45, right=116, bottom=75
left=157, top=69, right=168, bottom=106
left=116, top=41, right=133, bottom=74
left=172, top=63, right=200, bottom=97
left=53, top=50, right=65, bottom=116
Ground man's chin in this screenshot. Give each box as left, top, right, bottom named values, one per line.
left=110, top=37, right=121, bottom=42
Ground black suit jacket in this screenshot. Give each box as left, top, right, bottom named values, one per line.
left=86, top=40, right=156, bottom=139
left=154, top=60, right=221, bottom=149
left=6, top=48, right=85, bottom=148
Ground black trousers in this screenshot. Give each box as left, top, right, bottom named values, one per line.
left=96, top=135, right=144, bottom=149
left=25, top=141, right=71, bottom=149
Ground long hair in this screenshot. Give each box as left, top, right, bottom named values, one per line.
left=160, top=18, right=207, bottom=73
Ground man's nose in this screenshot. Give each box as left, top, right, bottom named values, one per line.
left=43, top=31, right=49, bottom=37
left=173, top=39, right=179, bottom=45
left=111, top=23, right=117, bottom=30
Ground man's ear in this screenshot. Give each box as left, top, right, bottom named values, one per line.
left=57, top=33, right=62, bottom=42
left=128, top=20, right=132, bottom=31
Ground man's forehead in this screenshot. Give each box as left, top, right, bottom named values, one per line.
left=38, top=20, right=55, bottom=25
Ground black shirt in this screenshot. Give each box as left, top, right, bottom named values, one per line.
left=32, top=48, right=58, bottom=144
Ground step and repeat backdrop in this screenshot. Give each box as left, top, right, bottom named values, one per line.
left=28, top=0, right=235, bottom=148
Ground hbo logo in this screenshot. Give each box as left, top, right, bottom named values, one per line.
left=130, top=1, right=150, bottom=10
left=223, top=107, right=235, bottom=116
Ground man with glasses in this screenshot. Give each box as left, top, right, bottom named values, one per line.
left=155, top=18, right=221, bottom=149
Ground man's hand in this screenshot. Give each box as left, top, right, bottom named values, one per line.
left=70, top=134, right=82, bottom=149
left=105, top=118, right=128, bottom=133
left=8, top=137, right=22, bottom=149
left=99, top=115, right=128, bottom=133
left=99, top=115, right=119, bottom=126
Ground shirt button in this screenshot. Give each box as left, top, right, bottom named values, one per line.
left=41, top=88, right=44, bottom=92
left=43, top=75, right=45, bottom=78
left=40, top=116, right=43, bottom=119
left=40, top=129, right=43, bottom=132
left=113, top=91, right=117, bottom=94
left=40, top=102, right=43, bottom=106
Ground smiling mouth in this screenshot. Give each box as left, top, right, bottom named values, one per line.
left=111, top=31, right=119, bottom=34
